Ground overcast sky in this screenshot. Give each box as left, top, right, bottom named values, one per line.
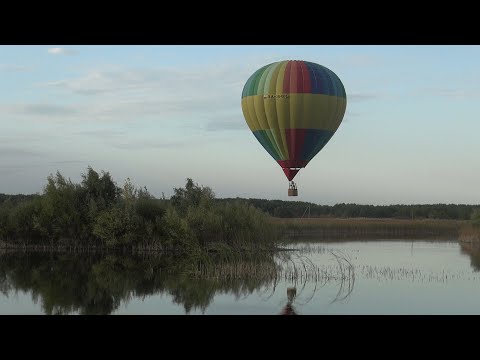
left=1, top=45, right=479, bottom=205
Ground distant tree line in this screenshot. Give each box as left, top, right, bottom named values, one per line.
left=216, top=198, right=480, bottom=221
left=0, top=167, right=278, bottom=255
left=0, top=193, right=39, bottom=205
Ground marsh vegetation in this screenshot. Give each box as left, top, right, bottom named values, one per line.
left=0, top=248, right=355, bottom=314
left=0, top=167, right=278, bottom=258
left=275, top=217, right=463, bottom=240
left=2, top=239, right=480, bottom=314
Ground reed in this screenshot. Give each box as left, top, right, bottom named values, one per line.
left=273, top=217, right=463, bottom=240
left=0, top=248, right=357, bottom=314
left=190, top=248, right=356, bottom=303
left=458, top=224, right=480, bottom=245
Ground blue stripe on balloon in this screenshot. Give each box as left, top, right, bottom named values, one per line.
left=301, top=129, right=334, bottom=161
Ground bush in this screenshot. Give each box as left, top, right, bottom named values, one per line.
left=93, top=206, right=138, bottom=247
left=0, top=169, right=279, bottom=256
left=8, top=198, right=42, bottom=242
left=471, top=209, right=480, bottom=226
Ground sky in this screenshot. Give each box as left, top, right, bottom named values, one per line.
left=1, top=45, right=479, bottom=205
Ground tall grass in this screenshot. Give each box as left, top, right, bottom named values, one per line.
left=0, top=249, right=356, bottom=314
left=274, top=217, right=463, bottom=241
left=458, top=224, right=480, bottom=245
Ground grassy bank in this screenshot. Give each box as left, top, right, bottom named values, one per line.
left=274, top=217, right=464, bottom=241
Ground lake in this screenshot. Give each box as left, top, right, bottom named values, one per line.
left=1, top=239, right=479, bottom=315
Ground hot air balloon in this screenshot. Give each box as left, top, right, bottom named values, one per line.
left=241, top=60, right=347, bottom=196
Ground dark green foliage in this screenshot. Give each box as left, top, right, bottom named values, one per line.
left=218, top=198, right=480, bottom=221
left=0, top=193, right=39, bottom=206
left=1, top=198, right=43, bottom=242
left=471, top=209, right=480, bottom=226
left=171, top=178, right=215, bottom=215
left=81, top=167, right=120, bottom=207
left=92, top=207, right=136, bottom=246
left=136, top=198, right=166, bottom=221
left=0, top=169, right=279, bottom=257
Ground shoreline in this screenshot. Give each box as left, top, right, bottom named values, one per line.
left=273, top=217, right=465, bottom=241
left=1, top=217, right=474, bottom=251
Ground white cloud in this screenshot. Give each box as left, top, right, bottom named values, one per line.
left=0, top=135, right=44, bottom=144
left=0, top=64, right=31, bottom=72
left=47, top=47, right=77, bottom=55
left=206, top=114, right=248, bottom=131
left=341, top=54, right=381, bottom=67
left=37, top=64, right=375, bottom=124
left=44, top=65, right=248, bottom=97
left=49, top=160, right=86, bottom=165
left=1, top=103, right=77, bottom=116
left=35, top=64, right=250, bottom=124
left=73, top=130, right=127, bottom=138
left=348, top=93, right=377, bottom=101
left=435, top=89, right=479, bottom=99
left=4, top=59, right=374, bottom=132
left=417, top=87, right=480, bottom=99
left=341, top=110, right=361, bottom=122
left=0, top=147, right=43, bottom=157
left=111, top=140, right=186, bottom=150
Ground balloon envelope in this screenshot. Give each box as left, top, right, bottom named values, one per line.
left=241, top=60, right=347, bottom=181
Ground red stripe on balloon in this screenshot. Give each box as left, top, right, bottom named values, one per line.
left=282, top=61, right=313, bottom=94
left=277, top=160, right=308, bottom=169
left=283, top=61, right=292, bottom=93
left=283, top=168, right=300, bottom=181
left=291, top=61, right=300, bottom=92
left=285, top=128, right=307, bottom=161
left=299, top=61, right=312, bottom=93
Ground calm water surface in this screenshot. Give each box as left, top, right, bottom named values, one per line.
left=1, top=239, right=479, bottom=315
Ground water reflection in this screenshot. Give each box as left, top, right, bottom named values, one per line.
left=0, top=252, right=274, bottom=315
left=0, top=249, right=355, bottom=315
left=3, top=240, right=480, bottom=314
left=279, top=287, right=297, bottom=315
left=459, top=242, right=480, bottom=271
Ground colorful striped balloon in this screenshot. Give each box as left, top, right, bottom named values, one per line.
left=241, top=60, right=347, bottom=181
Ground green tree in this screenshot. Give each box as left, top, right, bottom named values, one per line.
left=471, top=209, right=480, bottom=226
left=171, top=178, right=215, bottom=215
